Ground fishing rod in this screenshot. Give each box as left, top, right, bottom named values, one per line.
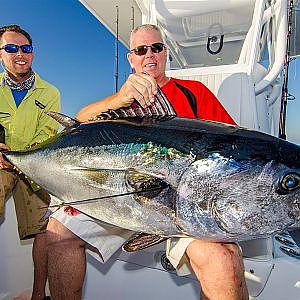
left=279, top=0, right=296, bottom=139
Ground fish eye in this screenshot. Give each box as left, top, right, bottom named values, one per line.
left=277, top=172, right=300, bottom=194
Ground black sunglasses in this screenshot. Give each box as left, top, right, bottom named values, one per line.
left=130, top=42, right=165, bottom=56
left=0, top=44, right=33, bottom=54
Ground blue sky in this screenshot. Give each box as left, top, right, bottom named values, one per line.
left=1, top=0, right=299, bottom=145
left=0, top=0, right=130, bottom=117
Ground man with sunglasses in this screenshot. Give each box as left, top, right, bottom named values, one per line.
left=77, top=26, right=236, bottom=124
left=44, top=24, right=248, bottom=299
left=0, top=24, right=60, bottom=299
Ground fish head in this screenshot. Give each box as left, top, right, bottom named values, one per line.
left=177, top=153, right=300, bottom=240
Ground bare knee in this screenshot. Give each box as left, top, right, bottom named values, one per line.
left=186, top=240, right=244, bottom=279
left=46, top=218, right=86, bottom=300
left=186, top=241, right=248, bottom=300
left=46, top=217, right=85, bottom=248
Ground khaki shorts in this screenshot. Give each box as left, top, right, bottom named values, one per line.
left=0, top=170, right=50, bottom=240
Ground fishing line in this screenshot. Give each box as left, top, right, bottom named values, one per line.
left=42, top=186, right=163, bottom=209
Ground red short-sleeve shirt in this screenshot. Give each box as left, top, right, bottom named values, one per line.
left=161, top=78, right=236, bottom=125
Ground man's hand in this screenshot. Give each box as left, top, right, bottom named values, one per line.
left=117, top=73, right=157, bottom=108
left=76, top=73, right=158, bottom=122
left=0, top=143, right=13, bottom=169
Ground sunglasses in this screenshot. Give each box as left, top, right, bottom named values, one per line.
left=0, top=44, right=33, bottom=54
left=130, top=42, right=165, bottom=56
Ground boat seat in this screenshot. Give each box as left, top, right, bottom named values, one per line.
left=166, top=63, right=268, bottom=130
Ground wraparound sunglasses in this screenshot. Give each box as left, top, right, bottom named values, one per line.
left=0, top=44, right=33, bottom=54
left=130, top=42, right=165, bottom=56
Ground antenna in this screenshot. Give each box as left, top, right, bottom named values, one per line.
left=130, top=5, right=135, bottom=74
left=131, top=6, right=135, bottom=30
left=115, top=5, right=119, bottom=93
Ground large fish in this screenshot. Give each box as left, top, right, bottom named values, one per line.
left=3, top=99, right=300, bottom=246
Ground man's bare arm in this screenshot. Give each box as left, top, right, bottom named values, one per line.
left=76, top=73, right=157, bottom=122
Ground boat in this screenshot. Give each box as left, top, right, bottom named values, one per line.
left=1, top=0, right=300, bottom=299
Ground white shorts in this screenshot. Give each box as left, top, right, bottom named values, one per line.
left=51, top=206, right=134, bottom=262
left=51, top=205, right=195, bottom=275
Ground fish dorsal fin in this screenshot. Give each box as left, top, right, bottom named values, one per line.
left=46, top=111, right=80, bottom=128
left=122, top=232, right=168, bottom=252
left=90, top=87, right=177, bottom=121
left=35, top=100, right=79, bottom=128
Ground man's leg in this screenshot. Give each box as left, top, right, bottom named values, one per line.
left=0, top=170, right=17, bottom=216
left=12, top=179, right=51, bottom=299
left=47, top=217, right=86, bottom=300
left=186, top=240, right=248, bottom=300
left=31, top=233, right=48, bottom=300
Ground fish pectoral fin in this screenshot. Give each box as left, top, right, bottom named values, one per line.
left=71, top=167, right=124, bottom=185
left=125, top=169, right=168, bottom=200
left=122, top=232, right=168, bottom=252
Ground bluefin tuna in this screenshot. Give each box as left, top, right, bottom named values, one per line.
left=4, top=110, right=300, bottom=246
